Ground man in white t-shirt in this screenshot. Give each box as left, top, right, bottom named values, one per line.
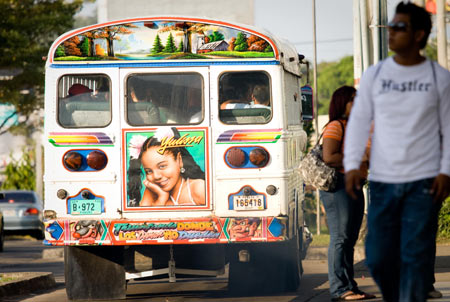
left=344, top=2, right=450, bottom=301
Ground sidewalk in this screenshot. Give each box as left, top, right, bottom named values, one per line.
left=305, top=244, right=450, bottom=302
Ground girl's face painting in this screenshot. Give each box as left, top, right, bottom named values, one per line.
left=141, top=147, right=182, bottom=192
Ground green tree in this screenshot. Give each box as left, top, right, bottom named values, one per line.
left=208, top=31, right=224, bottom=42
left=55, top=45, right=66, bottom=57
left=264, top=44, right=273, bottom=53
left=315, top=55, right=354, bottom=115
left=163, top=33, right=177, bottom=53
left=0, top=0, right=83, bottom=136
left=234, top=32, right=248, bottom=51
left=151, top=34, right=164, bottom=54
left=177, top=40, right=184, bottom=52
left=80, top=37, right=90, bottom=56
left=1, top=150, right=35, bottom=190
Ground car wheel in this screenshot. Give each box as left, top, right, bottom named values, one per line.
left=33, top=229, right=45, bottom=240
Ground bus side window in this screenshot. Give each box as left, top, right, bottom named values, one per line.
left=218, top=71, right=272, bottom=124
left=58, top=75, right=111, bottom=128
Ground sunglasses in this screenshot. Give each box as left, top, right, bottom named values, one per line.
left=387, top=21, right=410, bottom=32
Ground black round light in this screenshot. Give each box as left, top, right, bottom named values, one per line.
left=64, top=151, right=82, bottom=171
left=249, top=148, right=269, bottom=167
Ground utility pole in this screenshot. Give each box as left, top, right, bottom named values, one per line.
left=312, top=0, right=320, bottom=235
left=436, top=0, right=448, bottom=69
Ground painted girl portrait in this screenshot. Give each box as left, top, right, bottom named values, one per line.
left=127, top=127, right=206, bottom=207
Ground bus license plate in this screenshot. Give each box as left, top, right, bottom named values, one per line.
left=233, top=195, right=265, bottom=211
left=70, top=199, right=102, bottom=215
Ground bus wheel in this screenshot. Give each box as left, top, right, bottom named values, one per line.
left=64, top=246, right=126, bottom=300
left=228, top=238, right=301, bottom=295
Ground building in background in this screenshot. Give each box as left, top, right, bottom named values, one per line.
left=97, top=0, right=254, bottom=25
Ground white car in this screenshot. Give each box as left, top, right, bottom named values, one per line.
left=0, top=190, right=44, bottom=239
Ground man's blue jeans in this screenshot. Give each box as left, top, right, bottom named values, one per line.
left=320, top=174, right=365, bottom=298
left=366, top=178, right=437, bottom=302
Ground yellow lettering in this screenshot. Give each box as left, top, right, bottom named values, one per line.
left=157, top=134, right=204, bottom=155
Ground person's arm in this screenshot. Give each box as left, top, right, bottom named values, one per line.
left=431, top=79, right=450, bottom=202
left=322, top=137, right=343, bottom=169
left=344, top=68, right=375, bottom=198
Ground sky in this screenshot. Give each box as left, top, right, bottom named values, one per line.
left=78, top=0, right=411, bottom=62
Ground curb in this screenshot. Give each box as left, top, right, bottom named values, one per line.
left=0, top=272, right=56, bottom=298
left=306, top=245, right=366, bottom=262
left=42, top=247, right=64, bottom=259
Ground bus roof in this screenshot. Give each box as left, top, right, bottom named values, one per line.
left=47, top=16, right=302, bottom=75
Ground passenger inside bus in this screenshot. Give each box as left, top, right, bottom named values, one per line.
left=219, top=71, right=271, bottom=123
left=127, top=78, right=160, bottom=125
left=58, top=76, right=112, bottom=127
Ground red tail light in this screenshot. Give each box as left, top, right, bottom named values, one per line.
left=87, top=150, right=107, bottom=170
left=226, top=148, right=246, bottom=167
left=249, top=147, right=269, bottom=167
left=64, top=151, right=83, bottom=171
left=25, top=208, right=39, bottom=215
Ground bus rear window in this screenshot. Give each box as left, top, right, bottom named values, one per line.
left=126, top=73, right=203, bottom=125
left=219, top=71, right=271, bottom=124
left=58, top=75, right=111, bottom=128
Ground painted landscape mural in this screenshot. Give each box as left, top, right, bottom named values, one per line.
left=53, top=20, right=275, bottom=61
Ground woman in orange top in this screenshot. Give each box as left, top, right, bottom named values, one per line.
left=320, top=86, right=374, bottom=301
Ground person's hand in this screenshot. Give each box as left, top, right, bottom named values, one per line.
left=143, top=179, right=169, bottom=206
left=430, top=174, right=450, bottom=203
left=345, top=169, right=362, bottom=200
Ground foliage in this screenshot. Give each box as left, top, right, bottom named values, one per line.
left=424, top=38, right=438, bottom=61
left=438, top=197, right=450, bottom=240
left=0, top=0, right=83, bottom=136
left=234, top=32, right=248, bottom=51
left=177, top=40, right=184, bottom=52
left=315, top=56, right=354, bottom=115
left=303, top=121, right=315, bottom=153
left=80, top=37, right=90, bottom=56
left=208, top=31, right=224, bottom=42
left=1, top=149, right=35, bottom=191
left=163, top=33, right=177, bottom=53
left=55, top=45, right=65, bottom=57
left=207, top=51, right=274, bottom=58
left=151, top=34, right=164, bottom=54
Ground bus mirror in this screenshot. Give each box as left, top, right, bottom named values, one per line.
left=301, top=85, right=314, bottom=121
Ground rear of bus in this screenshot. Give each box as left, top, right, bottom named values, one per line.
left=43, top=17, right=309, bottom=299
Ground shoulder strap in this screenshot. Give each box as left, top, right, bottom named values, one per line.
left=337, top=120, right=345, bottom=149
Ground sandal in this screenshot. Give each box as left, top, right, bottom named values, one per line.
left=357, top=291, right=376, bottom=300
left=332, top=290, right=376, bottom=301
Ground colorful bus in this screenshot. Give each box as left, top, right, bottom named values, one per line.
left=43, top=16, right=312, bottom=300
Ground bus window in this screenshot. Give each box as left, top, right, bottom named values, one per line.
left=126, top=73, right=203, bottom=126
left=58, top=75, right=111, bottom=128
left=219, top=71, right=271, bottom=124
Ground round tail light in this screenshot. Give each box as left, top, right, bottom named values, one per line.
left=226, top=148, right=246, bottom=167
left=87, top=150, right=107, bottom=170
left=64, top=151, right=83, bottom=171
left=249, top=148, right=269, bottom=167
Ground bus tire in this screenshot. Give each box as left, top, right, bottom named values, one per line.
left=228, top=237, right=301, bottom=295
left=64, top=245, right=126, bottom=300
